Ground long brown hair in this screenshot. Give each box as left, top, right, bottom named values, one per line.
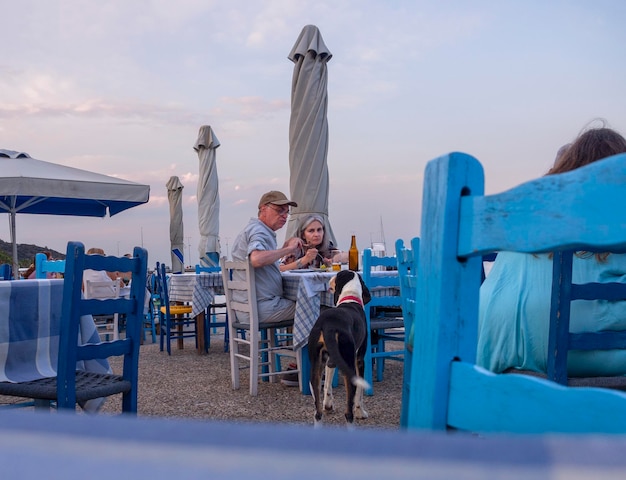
left=548, top=124, right=626, bottom=262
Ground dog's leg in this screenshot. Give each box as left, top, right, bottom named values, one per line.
left=353, top=383, right=369, bottom=419
left=323, top=365, right=335, bottom=412
left=310, top=343, right=325, bottom=427
left=344, top=373, right=356, bottom=424
left=354, top=353, right=369, bottom=419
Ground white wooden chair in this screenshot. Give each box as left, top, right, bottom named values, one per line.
left=220, top=257, right=300, bottom=396
left=85, top=279, right=121, bottom=341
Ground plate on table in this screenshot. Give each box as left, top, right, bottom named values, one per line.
left=291, top=268, right=314, bottom=273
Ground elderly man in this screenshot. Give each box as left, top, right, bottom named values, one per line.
left=231, top=190, right=303, bottom=324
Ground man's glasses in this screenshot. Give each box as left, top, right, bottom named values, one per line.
left=268, top=204, right=290, bottom=216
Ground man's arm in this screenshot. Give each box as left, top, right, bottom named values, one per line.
left=249, top=237, right=302, bottom=268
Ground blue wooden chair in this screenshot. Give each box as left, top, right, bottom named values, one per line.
left=142, top=271, right=159, bottom=344
left=0, top=263, right=12, bottom=280
left=406, top=151, right=626, bottom=434
left=362, top=249, right=404, bottom=395
left=35, top=253, right=65, bottom=279
left=155, top=262, right=197, bottom=355
left=544, top=249, right=626, bottom=389
left=0, top=241, right=148, bottom=413
left=395, top=237, right=419, bottom=428
left=195, top=264, right=229, bottom=352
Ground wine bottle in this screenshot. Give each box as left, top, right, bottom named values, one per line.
left=348, top=235, right=359, bottom=271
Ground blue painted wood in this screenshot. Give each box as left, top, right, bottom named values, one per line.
left=406, top=151, right=626, bottom=434
left=58, top=241, right=148, bottom=412
left=395, top=237, right=419, bottom=428
left=362, top=249, right=403, bottom=395
left=0, top=263, right=11, bottom=280
left=548, top=249, right=626, bottom=385
left=35, top=253, right=65, bottom=279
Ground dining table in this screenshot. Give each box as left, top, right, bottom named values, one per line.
left=0, top=278, right=111, bottom=411
left=168, top=271, right=224, bottom=354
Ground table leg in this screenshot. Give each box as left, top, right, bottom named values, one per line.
left=196, top=311, right=206, bottom=355
left=298, top=346, right=311, bottom=396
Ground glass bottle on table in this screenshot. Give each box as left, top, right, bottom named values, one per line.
left=348, top=235, right=359, bottom=271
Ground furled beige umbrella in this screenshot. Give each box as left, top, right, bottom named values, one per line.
left=284, top=25, right=336, bottom=246
left=195, top=125, right=221, bottom=268
left=166, top=176, right=185, bottom=274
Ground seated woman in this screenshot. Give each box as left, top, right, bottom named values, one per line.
left=280, top=214, right=341, bottom=271
left=477, top=125, right=626, bottom=377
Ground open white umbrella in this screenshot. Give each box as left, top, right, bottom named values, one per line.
left=0, top=149, right=150, bottom=278
left=284, top=25, right=336, bottom=246
left=166, top=176, right=185, bottom=274
left=194, top=125, right=221, bottom=268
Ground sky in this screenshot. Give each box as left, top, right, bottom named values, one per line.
left=1, top=0, right=625, bottom=268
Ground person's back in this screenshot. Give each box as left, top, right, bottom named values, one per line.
left=477, top=124, right=626, bottom=377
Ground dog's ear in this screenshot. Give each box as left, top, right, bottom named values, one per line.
left=357, top=273, right=372, bottom=305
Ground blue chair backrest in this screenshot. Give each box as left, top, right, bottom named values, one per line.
left=35, top=253, right=66, bottom=279
left=361, top=249, right=401, bottom=311
left=407, top=151, right=626, bottom=434
left=547, top=249, right=626, bottom=385
left=58, top=241, right=147, bottom=411
left=0, top=263, right=12, bottom=280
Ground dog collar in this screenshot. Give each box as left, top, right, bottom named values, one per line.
left=337, top=295, right=364, bottom=307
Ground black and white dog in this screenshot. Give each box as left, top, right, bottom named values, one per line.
left=308, top=270, right=372, bottom=426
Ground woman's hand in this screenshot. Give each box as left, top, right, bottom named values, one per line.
left=302, top=247, right=318, bottom=267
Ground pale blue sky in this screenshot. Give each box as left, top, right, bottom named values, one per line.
left=1, top=0, right=625, bottom=266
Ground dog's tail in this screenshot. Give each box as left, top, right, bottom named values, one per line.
left=325, top=330, right=371, bottom=391
left=351, top=376, right=371, bottom=391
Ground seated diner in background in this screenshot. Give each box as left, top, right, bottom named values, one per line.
left=83, top=247, right=125, bottom=292
left=231, top=190, right=300, bottom=324
left=477, top=124, right=626, bottom=377
left=279, top=214, right=344, bottom=271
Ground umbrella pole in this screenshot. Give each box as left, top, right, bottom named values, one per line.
left=10, top=212, right=18, bottom=279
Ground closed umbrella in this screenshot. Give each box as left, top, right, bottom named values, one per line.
left=166, top=176, right=185, bottom=274
left=195, top=125, right=221, bottom=267
left=284, top=25, right=336, bottom=246
left=0, top=149, right=150, bottom=278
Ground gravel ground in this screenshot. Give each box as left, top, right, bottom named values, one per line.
left=98, top=335, right=403, bottom=429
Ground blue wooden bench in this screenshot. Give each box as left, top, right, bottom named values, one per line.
left=405, top=151, right=626, bottom=434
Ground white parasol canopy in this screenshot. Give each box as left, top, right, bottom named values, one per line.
left=166, top=176, right=185, bottom=274
left=284, top=25, right=336, bottom=246
left=0, top=149, right=150, bottom=278
left=194, top=125, right=221, bottom=268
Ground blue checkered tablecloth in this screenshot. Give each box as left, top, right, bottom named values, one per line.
left=0, top=279, right=111, bottom=409
left=282, top=270, right=400, bottom=350
left=168, top=272, right=224, bottom=317
left=282, top=271, right=335, bottom=349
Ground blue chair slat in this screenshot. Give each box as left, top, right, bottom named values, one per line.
left=406, top=151, right=626, bottom=434
left=362, top=249, right=404, bottom=396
